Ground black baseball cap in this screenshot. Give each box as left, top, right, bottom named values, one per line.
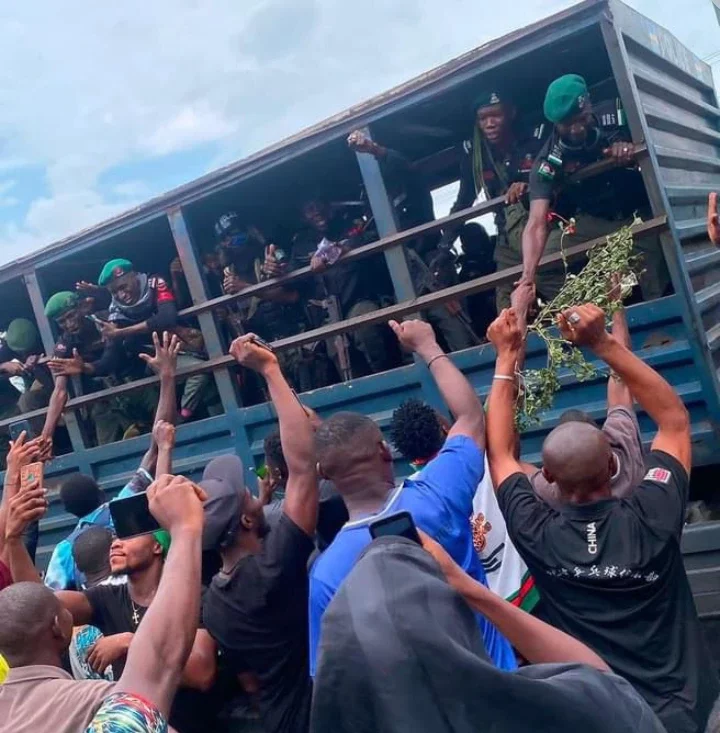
left=199, top=455, right=248, bottom=551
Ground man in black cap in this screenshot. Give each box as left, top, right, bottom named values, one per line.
left=513, top=74, right=670, bottom=329
left=443, top=90, right=547, bottom=311
left=201, top=333, right=318, bottom=733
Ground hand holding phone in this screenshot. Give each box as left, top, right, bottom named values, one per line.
left=369, top=511, right=422, bottom=545
left=20, top=462, right=44, bottom=493
left=109, top=492, right=161, bottom=539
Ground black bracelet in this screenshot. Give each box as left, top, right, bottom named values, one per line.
left=426, top=353, right=449, bottom=369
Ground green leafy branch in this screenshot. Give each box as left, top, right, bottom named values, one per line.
left=516, top=217, right=643, bottom=430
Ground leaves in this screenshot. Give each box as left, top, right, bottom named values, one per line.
left=516, top=219, right=642, bottom=430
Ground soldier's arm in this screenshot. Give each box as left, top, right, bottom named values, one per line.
left=519, top=198, right=551, bottom=286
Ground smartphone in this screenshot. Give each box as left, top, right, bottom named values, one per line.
left=252, top=464, right=269, bottom=480
left=109, top=492, right=161, bottom=539
left=20, top=462, right=44, bottom=492
left=9, top=419, right=33, bottom=443
left=369, top=511, right=422, bottom=545
left=86, top=314, right=106, bottom=325
left=250, top=335, right=275, bottom=352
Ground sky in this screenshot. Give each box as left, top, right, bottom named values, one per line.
left=0, top=0, right=716, bottom=266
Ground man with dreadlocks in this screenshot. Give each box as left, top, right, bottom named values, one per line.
left=442, top=90, right=547, bottom=311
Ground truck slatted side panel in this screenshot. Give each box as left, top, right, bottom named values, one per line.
left=610, top=1, right=720, bottom=369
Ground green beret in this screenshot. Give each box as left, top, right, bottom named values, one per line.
left=98, top=258, right=133, bottom=287
left=544, top=74, right=589, bottom=123
left=44, top=291, right=80, bottom=320
left=473, top=90, right=505, bottom=111
left=5, top=318, right=39, bottom=353
left=153, top=529, right=171, bottom=559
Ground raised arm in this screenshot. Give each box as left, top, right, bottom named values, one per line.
left=153, top=421, right=175, bottom=478
left=559, top=304, right=690, bottom=472
left=606, top=304, right=633, bottom=410
left=485, top=309, right=524, bottom=488
left=116, top=475, right=206, bottom=719
left=420, top=530, right=609, bottom=671
left=4, top=483, right=47, bottom=583
left=0, top=433, right=42, bottom=559
left=389, top=319, right=485, bottom=448
left=230, top=335, right=318, bottom=536
left=138, top=331, right=180, bottom=474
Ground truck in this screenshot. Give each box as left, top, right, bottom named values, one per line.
left=0, top=0, right=718, bottom=647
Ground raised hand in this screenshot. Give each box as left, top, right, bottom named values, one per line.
left=487, top=308, right=523, bottom=357
left=6, top=433, right=43, bottom=485
left=139, top=331, right=181, bottom=378
left=229, top=333, right=279, bottom=374
left=388, top=318, right=439, bottom=360
left=49, top=348, right=85, bottom=377
left=148, top=474, right=207, bottom=536
left=6, top=484, right=48, bottom=540
left=76, top=280, right=105, bottom=297
left=152, top=420, right=176, bottom=451
left=557, top=303, right=608, bottom=348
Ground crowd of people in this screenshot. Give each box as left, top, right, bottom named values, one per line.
left=0, top=72, right=673, bottom=463
left=0, top=71, right=717, bottom=732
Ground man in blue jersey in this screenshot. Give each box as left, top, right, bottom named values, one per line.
left=308, top=318, right=515, bottom=674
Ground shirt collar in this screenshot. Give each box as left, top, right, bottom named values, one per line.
left=558, top=498, right=616, bottom=520
left=5, top=664, right=73, bottom=684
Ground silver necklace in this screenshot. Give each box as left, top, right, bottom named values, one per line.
left=130, top=599, right=141, bottom=627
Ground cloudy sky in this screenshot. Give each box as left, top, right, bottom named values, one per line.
left=0, top=0, right=716, bottom=265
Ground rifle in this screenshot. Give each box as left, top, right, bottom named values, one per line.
left=406, top=247, right=481, bottom=344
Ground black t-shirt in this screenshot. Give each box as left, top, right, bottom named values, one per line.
left=84, top=582, right=148, bottom=678
left=529, top=118, right=648, bottom=220
left=84, top=581, right=213, bottom=733
left=498, top=450, right=719, bottom=733
left=202, top=512, right=315, bottom=733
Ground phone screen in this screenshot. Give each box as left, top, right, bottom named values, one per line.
left=109, top=492, right=161, bottom=539
left=369, top=511, right=422, bottom=545
left=9, top=420, right=34, bottom=442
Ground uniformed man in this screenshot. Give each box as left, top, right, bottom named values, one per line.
left=292, top=199, right=399, bottom=377
left=443, top=90, right=547, bottom=311
left=347, top=130, right=478, bottom=353
left=512, top=74, right=670, bottom=328
left=0, top=318, right=52, bottom=420
left=214, top=212, right=332, bottom=392
left=44, top=290, right=133, bottom=446
left=96, top=258, right=218, bottom=423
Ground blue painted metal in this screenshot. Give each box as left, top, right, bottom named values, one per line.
left=0, top=1, right=717, bottom=577
left=602, top=3, right=720, bottom=435
left=353, top=125, right=447, bottom=415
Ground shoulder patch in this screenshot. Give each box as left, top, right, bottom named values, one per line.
left=644, top=467, right=671, bottom=484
